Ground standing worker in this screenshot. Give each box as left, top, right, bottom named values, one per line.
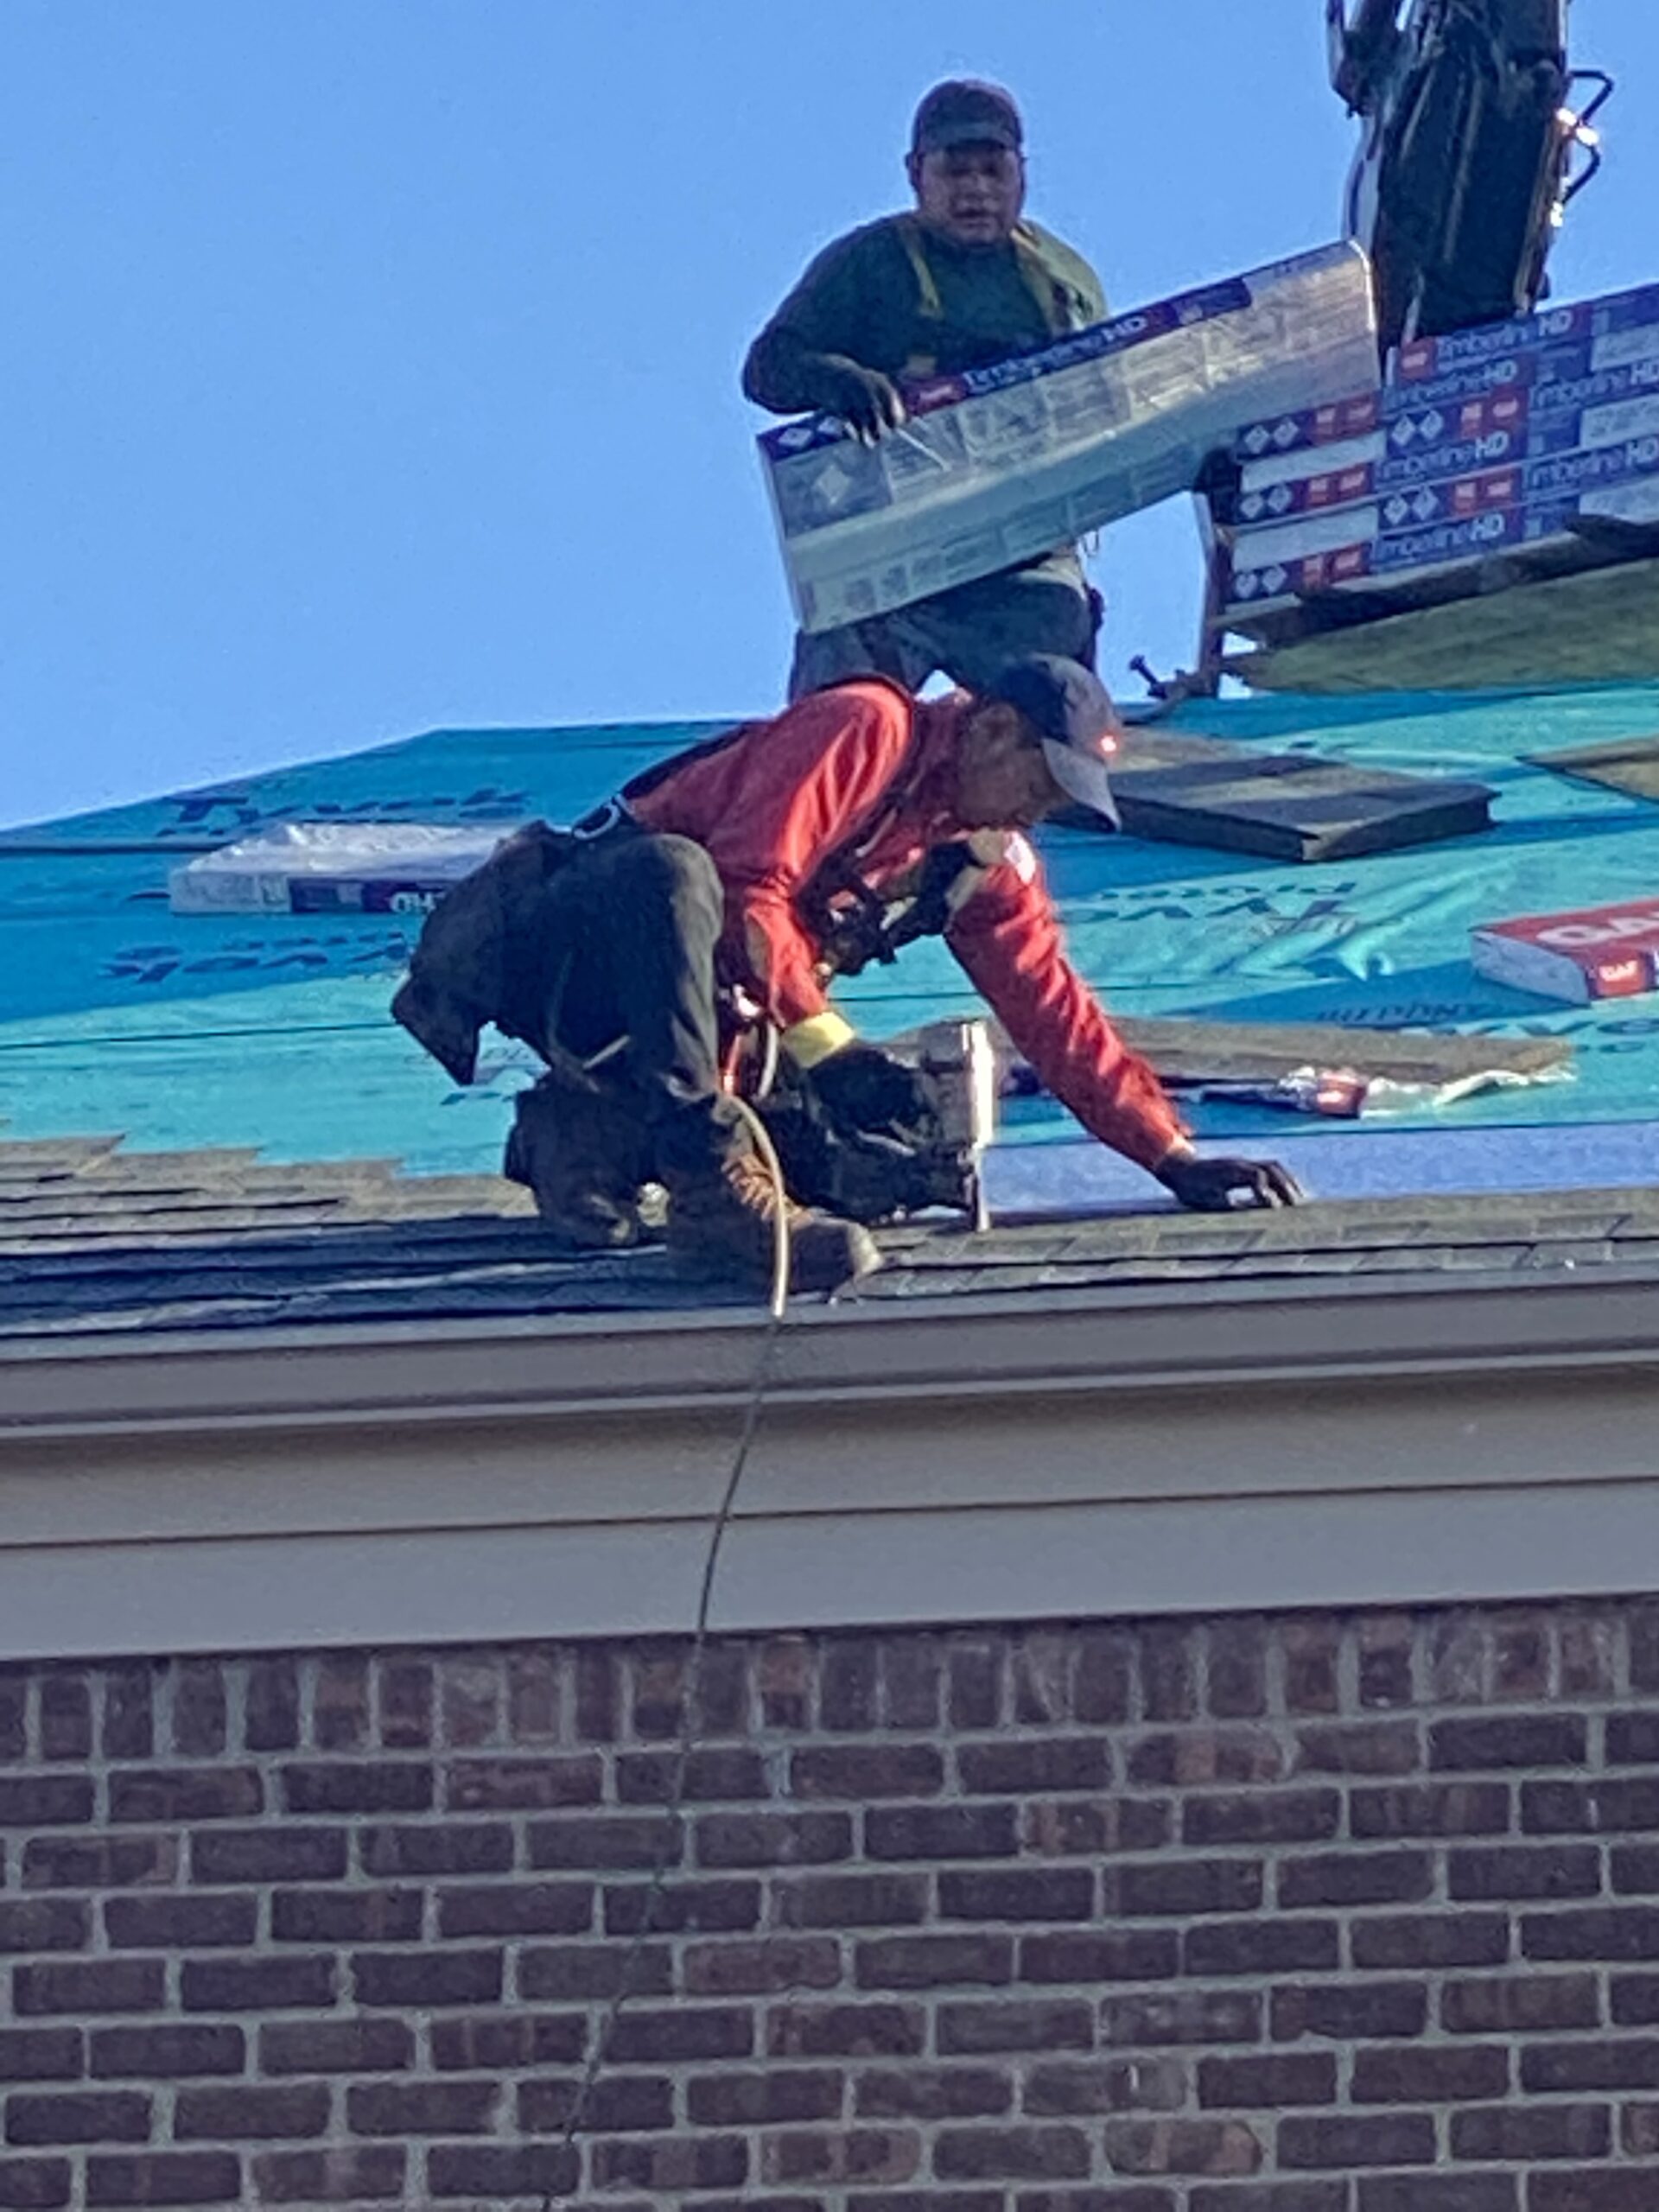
left=394, top=658, right=1303, bottom=1299
left=744, top=79, right=1109, bottom=701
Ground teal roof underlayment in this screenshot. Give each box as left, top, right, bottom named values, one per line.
left=6, top=682, right=1659, bottom=1181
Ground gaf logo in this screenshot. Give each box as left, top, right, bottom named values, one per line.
left=1538, top=908, right=1659, bottom=946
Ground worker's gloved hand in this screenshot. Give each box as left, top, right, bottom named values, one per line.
left=805, top=1042, right=935, bottom=1138
left=1155, top=1146, right=1306, bottom=1212
left=813, top=356, right=908, bottom=446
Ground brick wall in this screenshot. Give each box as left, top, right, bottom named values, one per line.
left=3, top=1601, right=1658, bottom=2211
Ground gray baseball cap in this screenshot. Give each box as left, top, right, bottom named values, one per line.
left=911, top=79, right=1024, bottom=156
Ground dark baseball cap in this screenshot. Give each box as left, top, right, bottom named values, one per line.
left=983, top=654, right=1122, bottom=827
left=911, top=79, right=1024, bottom=156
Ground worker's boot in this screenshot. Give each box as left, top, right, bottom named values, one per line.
left=505, top=1068, right=647, bottom=1251
left=663, top=1122, right=880, bottom=1295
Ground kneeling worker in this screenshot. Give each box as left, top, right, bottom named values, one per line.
left=394, top=658, right=1302, bottom=1294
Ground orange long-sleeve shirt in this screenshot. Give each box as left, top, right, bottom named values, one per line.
left=627, top=680, right=1185, bottom=1172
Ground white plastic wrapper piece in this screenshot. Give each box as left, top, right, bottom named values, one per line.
left=168, top=821, right=512, bottom=916
left=760, top=242, right=1378, bottom=634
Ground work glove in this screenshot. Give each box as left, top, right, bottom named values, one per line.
left=813, top=355, right=909, bottom=446
left=1154, top=1145, right=1306, bottom=1212
left=805, top=1041, right=936, bottom=1138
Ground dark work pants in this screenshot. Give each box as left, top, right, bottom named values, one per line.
left=530, top=830, right=737, bottom=1180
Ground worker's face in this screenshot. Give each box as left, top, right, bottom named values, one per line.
left=907, top=142, right=1026, bottom=247
left=955, top=702, right=1065, bottom=829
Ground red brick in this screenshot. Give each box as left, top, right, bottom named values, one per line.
left=1625, top=2101, right=1659, bottom=2155
left=504, top=1650, right=561, bottom=1745
left=244, top=1661, right=299, bottom=1754
left=22, top=1837, right=177, bottom=1892
left=697, top=1811, right=851, bottom=1868
left=0, top=2158, right=72, bottom=2209
left=105, top=1897, right=257, bottom=1951
left=280, top=1763, right=429, bottom=1815
left=573, top=1647, right=620, bottom=1741
left=429, top=2014, right=584, bottom=2071
left=1359, top=2183, right=1516, bottom=2212
left=86, top=2152, right=241, bottom=2206
left=175, top=2087, right=328, bottom=2143
left=1613, top=1973, right=1659, bottom=2024
left=251, top=2147, right=404, bottom=2202
left=1360, top=1614, right=1417, bottom=1708
left=776, top=1874, right=927, bottom=1930
left=189, top=1828, right=345, bottom=1885
left=1613, top=1842, right=1659, bottom=1896
left=939, top=2001, right=1093, bottom=2056
left=0, top=1780, right=92, bottom=1828
left=1182, top=1792, right=1339, bottom=1847
left=169, top=1665, right=226, bottom=1759
left=1105, top=1993, right=1261, bottom=2048
left=856, top=1935, right=1014, bottom=1992
left=358, top=1821, right=510, bottom=1877
left=4, top=2095, right=149, bottom=2147
left=1280, top=1617, right=1341, bottom=1715
left=1020, top=1929, right=1179, bottom=1984
left=940, top=1869, right=1095, bottom=1923
left=1141, top=1625, right=1198, bottom=1722
left=1526, top=1777, right=1659, bottom=1834
left=1023, top=1800, right=1172, bottom=1858
left=1351, top=1911, right=1510, bottom=1968
left=1432, top=1713, right=1586, bottom=1770
left=758, top=1637, right=815, bottom=1732
left=770, top=2129, right=921, bottom=2185
left=91, top=2028, right=243, bottom=2082
left=1443, top=1974, right=1599, bottom=2033
left=1128, top=1730, right=1281, bottom=1789
left=517, top=2073, right=671, bottom=2133
left=1198, top=2054, right=1335, bottom=2108
left=947, top=1642, right=1005, bottom=1731
left=181, top=1956, right=336, bottom=2017
left=14, top=1961, right=163, bottom=2018
left=1451, top=1844, right=1600, bottom=1902
left=440, top=1658, right=502, bottom=1750
left=102, top=1671, right=156, bottom=1763
left=1109, top=1861, right=1263, bottom=1918
left=40, top=1677, right=92, bottom=1762
left=1608, top=1713, right=1659, bottom=1764
left=1528, top=2180, right=1653, bottom=2212
left=868, top=1806, right=1020, bottom=1862
left=529, top=1813, right=678, bottom=1871
left=1451, top=2102, right=1609, bottom=2160
left=110, top=1770, right=259, bottom=1825
left=937, top=2127, right=1089, bottom=2182
left=1351, top=1781, right=1510, bottom=1837
left=1278, top=1852, right=1431, bottom=1910
left=0, top=1675, right=24, bottom=1762
left=880, top=1637, right=944, bottom=1730
left=689, top=2070, right=844, bottom=2126
left=685, top=1936, right=841, bottom=1995
left=770, top=2005, right=925, bottom=2060
left=443, top=1753, right=601, bottom=1811
left=353, top=1948, right=499, bottom=2007
left=628, top=1649, right=689, bottom=1739
left=1013, top=1632, right=1072, bottom=1726
left=0, top=2033, right=80, bottom=2085
left=961, top=1738, right=1114, bottom=1796
left=1521, top=2037, right=1659, bottom=2092
left=1074, top=1627, right=1134, bottom=1724
left=1525, top=1908, right=1659, bottom=1962
left=1294, top=1722, right=1420, bottom=1777
left=599, top=2132, right=749, bottom=2190
left=373, top=1660, right=431, bottom=1750
left=614, top=1747, right=768, bottom=1803
left=1352, top=2044, right=1510, bottom=2102
left=1559, top=1613, right=1617, bottom=1698
left=271, top=1887, right=421, bottom=1944
left=348, top=2080, right=499, bottom=2136
left=1105, top=2120, right=1262, bottom=2177
left=1205, top=1623, right=1268, bottom=1719
left=1017, top=2196, right=1178, bottom=2212
left=425, top=2144, right=573, bottom=2202
left=1279, top=2113, right=1434, bottom=2169
left=793, top=1746, right=945, bottom=1800
left=0, top=1901, right=87, bottom=1955
left=311, top=1656, right=370, bottom=1751
left=1273, top=1981, right=1427, bottom=2041
left=259, top=2019, right=411, bottom=2075
left=1025, top=2060, right=1186, bottom=2116
left=1182, top=1920, right=1340, bottom=1978
left=603, top=1877, right=761, bottom=1936
left=607, top=2006, right=753, bottom=2063
left=517, top=1941, right=671, bottom=2001
left=1192, top=2189, right=1347, bottom=2212
left=435, top=1880, right=591, bottom=1939
left=822, top=1638, right=881, bottom=1732
left=856, top=2069, right=1009, bottom=2121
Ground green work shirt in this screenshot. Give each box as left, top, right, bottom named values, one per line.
left=743, top=213, right=1107, bottom=411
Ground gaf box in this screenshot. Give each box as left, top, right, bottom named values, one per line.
left=764, top=241, right=1377, bottom=633
left=1472, top=899, right=1659, bottom=1002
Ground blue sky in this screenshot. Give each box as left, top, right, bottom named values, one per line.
left=5, top=2, right=1656, bottom=830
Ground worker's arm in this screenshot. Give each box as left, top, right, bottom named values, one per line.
left=945, top=841, right=1187, bottom=1173
left=693, top=685, right=913, bottom=1045
left=742, top=227, right=906, bottom=437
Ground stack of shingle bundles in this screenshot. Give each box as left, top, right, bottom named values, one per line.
left=1211, top=281, right=1659, bottom=639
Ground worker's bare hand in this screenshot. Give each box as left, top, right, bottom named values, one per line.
left=1155, top=1150, right=1306, bottom=1211
left=818, top=359, right=908, bottom=446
